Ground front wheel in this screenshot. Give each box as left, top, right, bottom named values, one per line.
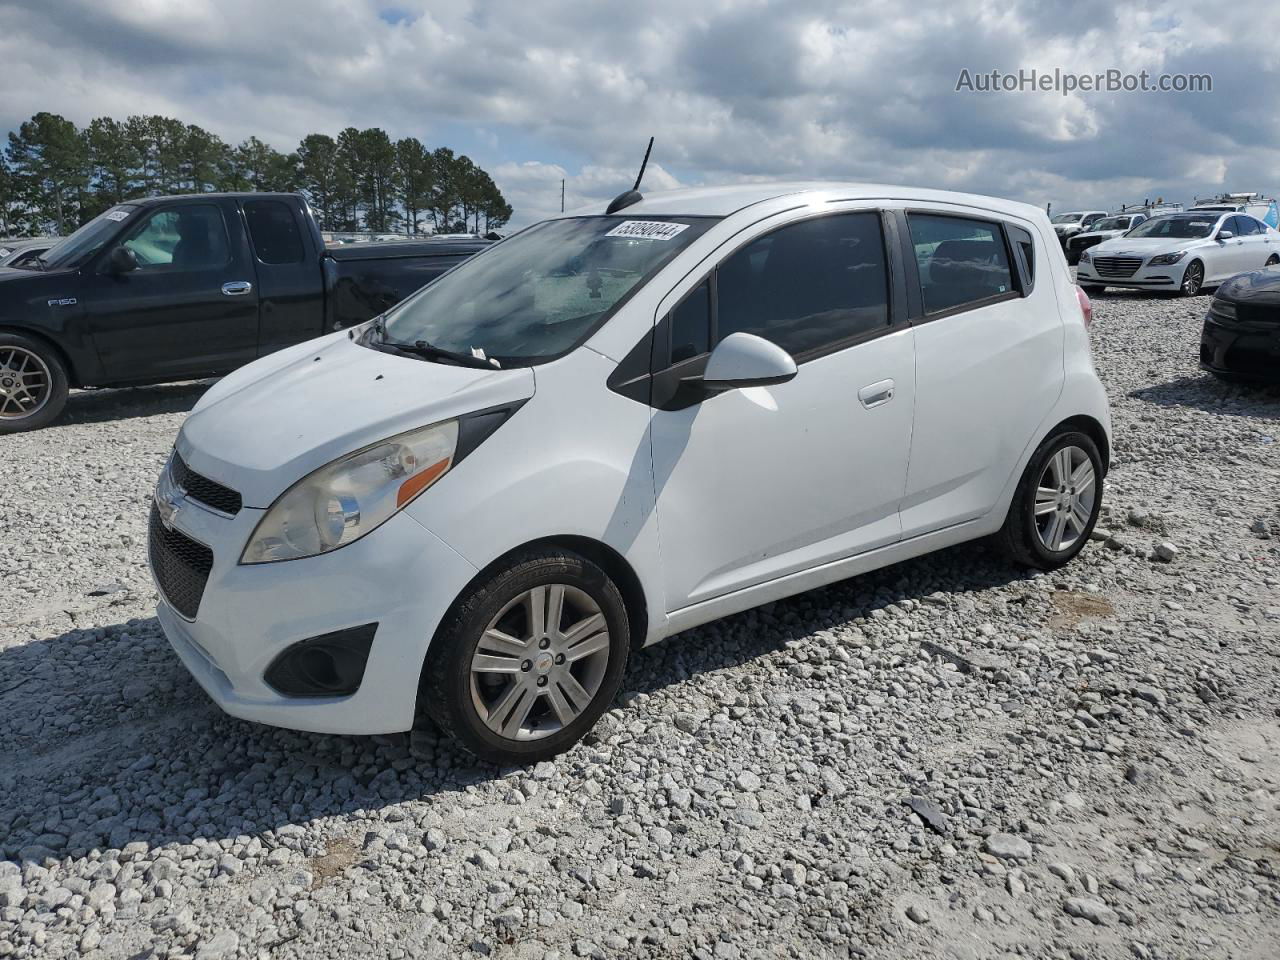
left=0, top=333, right=69, bottom=433
left=994, top=429, right=1103, bottom=570
left=420, top=547, right=630, bottom=764
left=1180, top=259, right=1205, bottom=297
left=1265, top=254, right=1279, bottom=267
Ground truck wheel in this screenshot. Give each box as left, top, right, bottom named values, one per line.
left=419, top=547, right=630, bottom=765
left=0, top=333, right=69, bottom=433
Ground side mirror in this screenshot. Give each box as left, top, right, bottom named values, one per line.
left=107, top=245, right=137, bottom=274
left=699, top=332, right=797, bottom=392
left=1217, top=230, right=1234, bottom=242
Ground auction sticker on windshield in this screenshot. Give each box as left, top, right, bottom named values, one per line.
left=605, top=221, right=690, bottom=241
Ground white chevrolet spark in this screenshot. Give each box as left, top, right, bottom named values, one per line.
left=149, top=182, right=1110, bottom=763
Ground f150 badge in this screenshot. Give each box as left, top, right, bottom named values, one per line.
left=47, top=298, right=76, bottom=307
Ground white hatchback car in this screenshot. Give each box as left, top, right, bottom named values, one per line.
left=1077, top=211, right=1280, bottom=296
left=149, top=182, right=1110, bottom=763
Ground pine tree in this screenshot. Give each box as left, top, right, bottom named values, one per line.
left=5, top=112, right=87, bottom=234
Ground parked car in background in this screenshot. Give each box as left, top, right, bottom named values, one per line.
left=1051, top=210, right=1108, bottom=248
left=1064, top=213, right=1147, bottom=265
left=0, top=193, right=488, bottom=432
left=0, top=237, right=53, bottom=269
left=1076, top=211, right=1280, bottom=296
left=147, top=181, right=1110, bottom=764
left=1200, top=265, right=1280, bottom=382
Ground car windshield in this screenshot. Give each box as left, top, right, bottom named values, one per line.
left=1126, top=215, right=1218, bottom=239
left=378, top=215, right=718, bottom=364
left=1051, top=213, right=1083, bottom=224
left=39, top=205, right=138, bottom=269
left=1090, top=217, right=1130, bottom=232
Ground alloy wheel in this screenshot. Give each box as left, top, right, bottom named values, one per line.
left=469, top=584, right=612, bottom=741
left=1181, top=261, right=1203, bottom=296
left=0, top=346, right=52, bottom=421
left=1033, top=445, right=1096, bottom=552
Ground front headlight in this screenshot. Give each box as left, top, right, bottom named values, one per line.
left=1148, top=251, right=1187, bottom=265
left=1079, top=250, right=1091, bottom=263
left=241, top=419, right=459, bottom=564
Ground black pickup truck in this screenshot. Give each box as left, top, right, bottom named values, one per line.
left=0, top=192, right=489, bottom=432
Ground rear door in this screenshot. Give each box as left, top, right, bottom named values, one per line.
left=240, top=197, right=328, bottom=356
left=899, top=209, right=1064, bottom=537
left=83, top=199, right=259, bottom=382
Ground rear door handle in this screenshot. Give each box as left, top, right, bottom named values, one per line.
left=221, top=281, right=252, bottom=296
left=858, top=379, right=895, bottom=409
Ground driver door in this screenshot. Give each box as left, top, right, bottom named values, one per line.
left=82, top=199, right=259, bottom=382
left=648, top=210, right=916, bottom=611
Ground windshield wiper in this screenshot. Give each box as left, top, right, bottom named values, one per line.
left=386, top=338, right=499, bottom=370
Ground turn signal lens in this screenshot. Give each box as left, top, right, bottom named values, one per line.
left=1074, top=284, right=1093, bottom=328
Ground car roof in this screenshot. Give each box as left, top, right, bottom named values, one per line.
left=565, top=181, right=1047, bottom=222
left=123, top=192, right=302, bottom=207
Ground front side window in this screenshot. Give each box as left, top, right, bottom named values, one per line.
left=908, top=214, right=1014, bottom=314
left=670, top=280, right=711, bottom=363
left=380, top=215, right=716, bottom=365
left=244, top=199, right=305, bottom=264
left=715, top=213, right=890, bottom=357
left=123, top=205, right=230, bottom=270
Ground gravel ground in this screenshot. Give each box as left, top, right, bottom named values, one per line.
left=1, top=291, right=1278, bottom=960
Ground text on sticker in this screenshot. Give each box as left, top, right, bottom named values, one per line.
left=605, top=221, right=690, bottom=241
left=104, top=210, right=130, bottom=221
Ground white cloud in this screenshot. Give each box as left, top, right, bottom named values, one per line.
left=1, top=0, right=1274, bottom=226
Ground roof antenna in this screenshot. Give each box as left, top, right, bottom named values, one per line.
left=605, top=137, right=654, bottom=215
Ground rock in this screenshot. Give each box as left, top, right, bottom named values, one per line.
left=906, top=904, right=930, bottom=924
left=194, top=931, right=239, bottom=960
left=1064, top=897, right=1114, bottom=926
left=985, top=833, right=1033, bottom=861
left=673, top=713, right=702, bottom=734
left=1153, top=541, right=1178, bottom=562
left=905, top=796, right=950, bottom=835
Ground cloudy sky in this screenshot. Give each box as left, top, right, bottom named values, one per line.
left=1, top=0, right=1274, bottom=226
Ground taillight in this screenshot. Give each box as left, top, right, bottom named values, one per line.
left=1074, top=284, right=1093, bottom=328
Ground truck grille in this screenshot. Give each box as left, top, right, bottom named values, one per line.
left=1091, top=256, right=1143, bottom=278
left=172, top=453, right=242, bottom=515
left=1069, top=235, right=1104, bottom=253
left=149, top=503, right=214, bottom=619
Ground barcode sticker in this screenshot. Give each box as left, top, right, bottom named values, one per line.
left=104, top=209, right=130, bottom=222
left=605, top=221, right=689, bottom=241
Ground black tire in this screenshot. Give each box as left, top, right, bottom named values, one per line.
left=1265, top=254, right=1279, bottom=267
left=1079, top=284, right=1104, bottom=295
left=420, top=547, right=630, bottom=764
left=994, top=429, right=1103, bottom=570
left=1180, top=259, right=1205, bottom=297
left=0, top=332, right=69, bottom=433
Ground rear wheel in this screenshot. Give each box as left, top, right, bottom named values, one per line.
left=1265, top=254, right=1279, bottom=267
left=994, top=429, right=1103, bottom=570
left=0, top=333, right=68, bottom=433
left=1180, top=259, right=1205, bottom=297
left=420, top=547, right=630, bottom=764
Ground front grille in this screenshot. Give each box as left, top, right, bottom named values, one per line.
left=1069, top=235, right=1104, bottom=253
left=149, top=503, right=214, bottom=619
left=172, top=454, right=242, bottom=515
left=1092, top=256, right=1143, bottom=278
left=1236, top=303, right=1280, bottom=325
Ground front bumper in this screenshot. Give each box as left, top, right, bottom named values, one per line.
left=151, top=494, right=478, bottom=735
left=1200, top=314, right=1280, bottom=381
left=1075, top=258, right=1182, bottom=289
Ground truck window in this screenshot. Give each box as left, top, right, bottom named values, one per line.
left=244, top=199, right=305, bottom=264
left=123, top=206, right=230, bottom=271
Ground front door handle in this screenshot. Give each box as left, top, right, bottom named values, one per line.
left=858, top=379, right=895, bottom=409
left=221, top=281, right=252, bottom=296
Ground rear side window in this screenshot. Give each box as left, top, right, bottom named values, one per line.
left=244, top=199, right=305, bottom=264
left=1006, top=224, right=1034, bottom=291
left=716, top=212, right=890, bottom=357
left=908, top=214, right=1014, bottom=315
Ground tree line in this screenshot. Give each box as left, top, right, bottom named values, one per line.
left=0, top=112, right=513, bottom=237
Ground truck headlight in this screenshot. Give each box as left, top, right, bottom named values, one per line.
left=1148, top=251, right=1186, bottom=265
left=1079, top=250, right=1091, bottom=263
left=241, top=420, right=459, bottom=564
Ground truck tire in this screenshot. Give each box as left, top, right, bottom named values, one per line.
left=0, top=332, right=69, bottom=433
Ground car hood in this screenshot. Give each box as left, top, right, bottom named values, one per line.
left=1215, top=267, right=1280, bottom=306
left=1090, top=236, right=1205, bottom=256
left=1074, top=229, right=1125, bottom=242
left=178, top=331, right=536, bottom=507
